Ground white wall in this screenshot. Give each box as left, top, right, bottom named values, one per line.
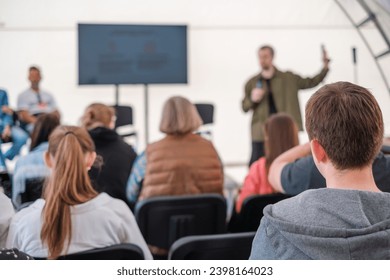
left=1, top=0, right=389, bottom=182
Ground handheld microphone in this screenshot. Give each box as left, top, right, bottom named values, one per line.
left=36, top=92, right=43, bottom=104
left=352, top=47, right=357, bottom=64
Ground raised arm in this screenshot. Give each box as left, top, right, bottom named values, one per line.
left=268, top=143, right=312, bottom=193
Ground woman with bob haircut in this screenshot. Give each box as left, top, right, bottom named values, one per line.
left=6, top=125, right=152, bottom=259
left=81, top=103, right=137, bottom=208
left=127, top=96, right=223, bottom=205
left=235, top=113, right=299, bottom=212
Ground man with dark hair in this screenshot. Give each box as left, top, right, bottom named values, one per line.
left=250, top=81, right=390, bottom=259
left=17, top=66, right=60, bottom=133
left=242, top=45, right=329, bottom=166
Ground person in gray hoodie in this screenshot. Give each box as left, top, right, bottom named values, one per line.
left=250, top=81, right=390, bottom=260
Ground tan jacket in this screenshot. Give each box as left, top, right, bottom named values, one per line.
left=140, top=133, right=224, bottom=200
left=242, top=67, right=328, bottom=141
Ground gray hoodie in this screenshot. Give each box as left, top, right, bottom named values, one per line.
left=250, top=188, right=390, bottom=259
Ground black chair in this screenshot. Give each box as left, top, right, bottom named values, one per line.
left=36, top=243, right=144, bottom=260
left=229, top=193, right=291, bottom=232
left=0, top=172, right=12, bottom=198
left=134, top=194, right=227, bottom=251
left=194, top=103, right=214, bottom=139
left=112, top=105, right=138, bottom=148
left=20, top=177, right=45, bottom=204
left=168, top=231, right=256, bottom=260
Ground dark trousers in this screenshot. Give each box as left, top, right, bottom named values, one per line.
left=249, top=141, right=264, bottom=167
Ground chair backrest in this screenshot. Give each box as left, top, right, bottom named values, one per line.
left=168, top=231, right=256, bottom=260
left=113, top=105, right=134, bottom=127
left=134, top=194, right=227, bottom=250
left=194, top=103, right=215, bottom=140
left=195, top=103, right=214, bottom=125
left=55, top=243, right=144, bottom=260
left=235, top=193, right=291, bottom=232
left=112, top=105, right=138, bottom=148
left=20, top=177, right=45, bottom=204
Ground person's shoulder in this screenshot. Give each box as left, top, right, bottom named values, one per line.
left=13, top=199, right=45, bottom=222
left=265, top=189, right=328, bottom=220
left=275, top=68, right=297, bottom=78
left=245, top=72, right=261, bottom=84
left=40, top=89, right=54, bottom=97
left=95, top=193, right=130, bottom=210
left=95, top=193, right=134, bottom=219
left=18, top=88, right=32, bottom=97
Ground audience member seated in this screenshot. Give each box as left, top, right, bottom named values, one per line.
left=250, top=81, right=390, bottom=259
left=0, top=191, right=14, bottom=248
left=0, top=88, right=29, bottom=172
left=127, top=96, right=224, bottom=206
left=6, top=126, right=152, bottom=259
left=12, top=113, right=60, bottom=207
left=268, top=144, right=390, bottom=195
left=17, top=66, right=60, bottom=133
left=235, top=113, right=298, bottom=212
left=80, top=103, right=137, bottom=208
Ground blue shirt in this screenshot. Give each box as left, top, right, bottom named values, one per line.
left=126, top=151, right=147, bottom=203
left=12, top=142, right=51, bottom=206
left=0, top=89, right=13, bottom=131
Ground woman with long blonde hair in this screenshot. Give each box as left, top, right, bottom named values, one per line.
left=6, top=126, right=152, bottom=259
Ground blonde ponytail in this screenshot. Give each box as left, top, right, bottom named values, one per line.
left=41, top=126, right=97, bottom=259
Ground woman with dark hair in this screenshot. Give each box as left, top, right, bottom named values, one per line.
left=80, top=103, right=137, bottom=208
left=6, top=126, right=152, bottom=259
left=12, top=113, right=60, bottom=206
left=235, top=113, right=299, bottom=212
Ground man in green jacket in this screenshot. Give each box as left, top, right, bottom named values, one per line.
left=242, top=45, right=330, bottom=166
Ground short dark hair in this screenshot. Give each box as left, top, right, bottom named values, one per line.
left=30, top=113, right=60, bottom=151
left=259, top=45, right=274, bottom=57
left=29, top=65, right=40, bottom=73
left=305, top=81, right=383, bottom=170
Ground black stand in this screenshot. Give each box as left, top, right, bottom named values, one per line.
left=115, top=84, right=119, bottom=106
left=144, top=84, right=149, bottom=145
left=352, top=47, right=358, bottom=84
left=113, top=83, right=149, bottom=146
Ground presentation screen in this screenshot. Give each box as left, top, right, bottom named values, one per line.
left=78, top=23, right=187, bottom=85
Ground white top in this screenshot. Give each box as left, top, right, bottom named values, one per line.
left=0, top=192, right=14, bottom=248
left=6, top=193, right=152, bottom=259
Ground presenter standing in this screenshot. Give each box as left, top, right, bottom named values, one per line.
left=242, top=45, right=330, bottom=166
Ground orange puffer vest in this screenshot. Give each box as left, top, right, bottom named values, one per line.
left=140, top=133, right=224, bottom=199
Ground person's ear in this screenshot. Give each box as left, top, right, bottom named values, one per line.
left=44, top=151, right=54, bottom=168
left=310, top=139, right=328, bottom=164
left=85, top=152, right=97, bottom=170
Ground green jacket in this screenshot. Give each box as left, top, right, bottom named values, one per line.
left=242, top=67, right=328, bottom=141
